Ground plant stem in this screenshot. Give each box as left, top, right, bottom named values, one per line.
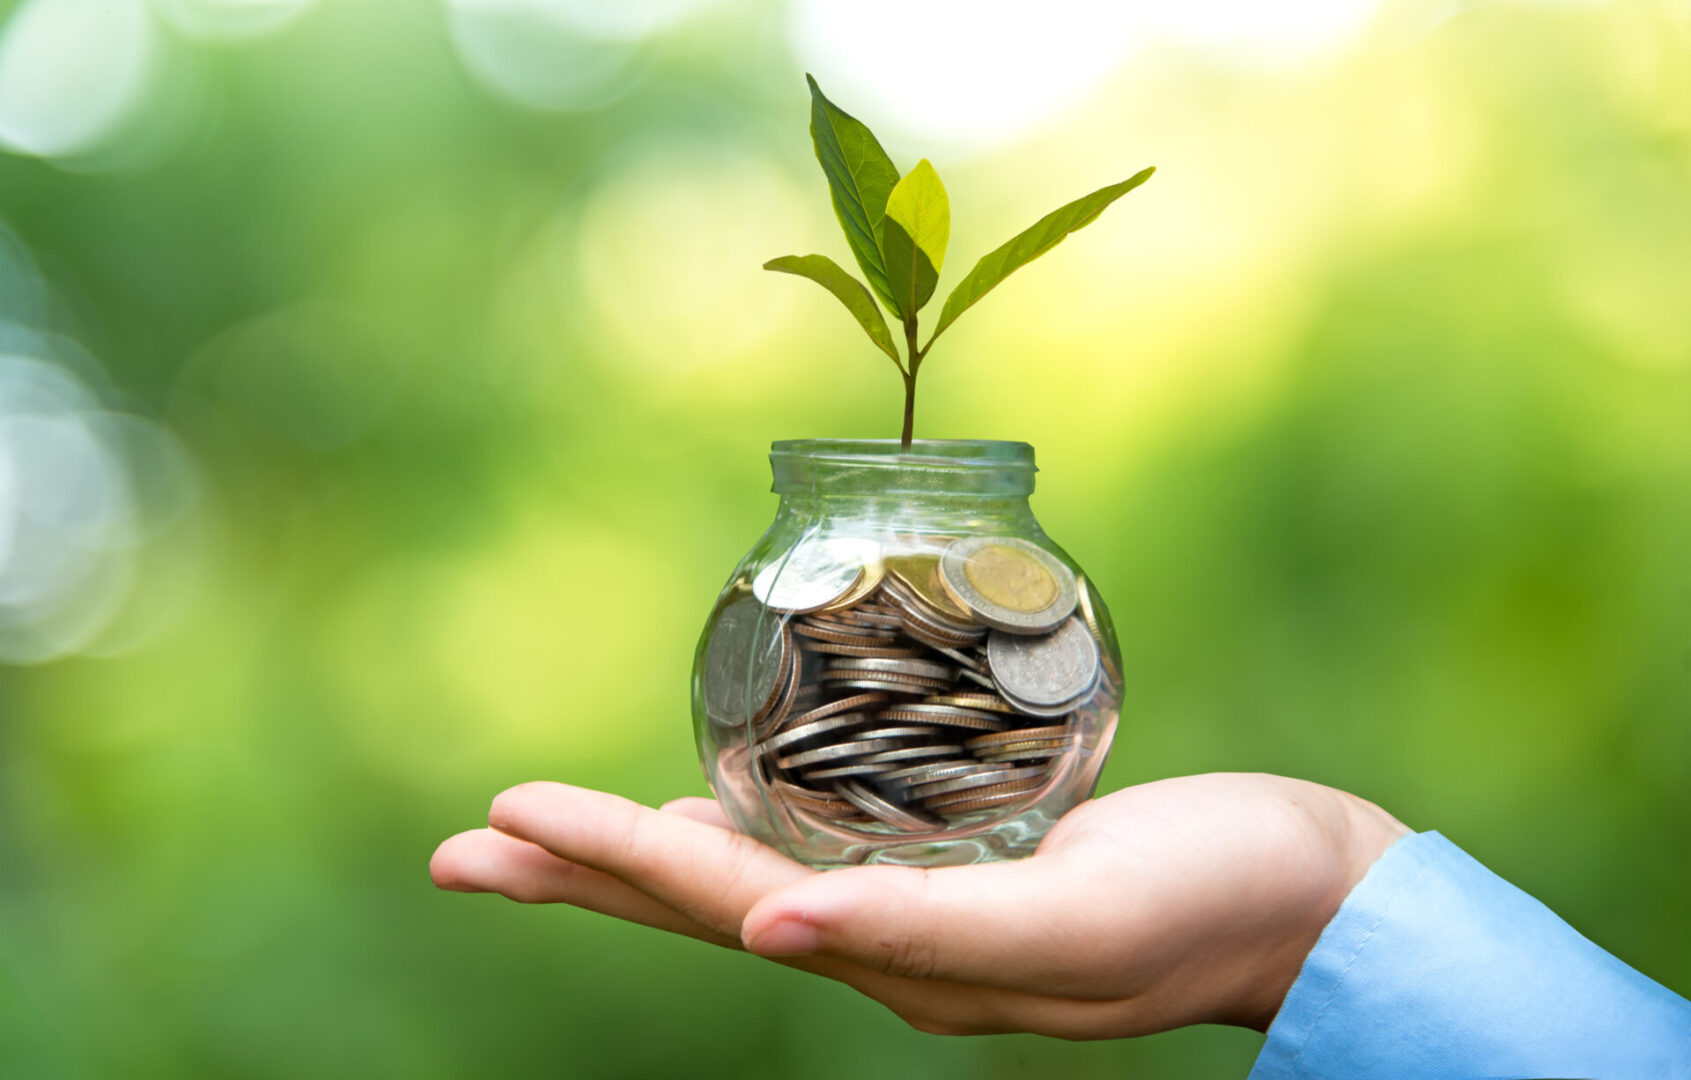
left=900, top=370, right=916, bottom=449
left=901, top=316, right=921, bottom=451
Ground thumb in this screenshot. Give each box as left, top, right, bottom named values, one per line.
left=740, top=856, right=1110, bottom=996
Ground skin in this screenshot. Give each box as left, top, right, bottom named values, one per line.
left=430, top=772, right=1409, bottom=1038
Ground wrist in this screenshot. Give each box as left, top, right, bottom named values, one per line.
left=1243, top=782, right=1411, bottom=1031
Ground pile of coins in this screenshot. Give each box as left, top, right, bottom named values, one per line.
left=702, top=533, right=1118, bottom=834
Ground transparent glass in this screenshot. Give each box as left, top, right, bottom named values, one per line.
left=690, top=439, right=1121, bottom=868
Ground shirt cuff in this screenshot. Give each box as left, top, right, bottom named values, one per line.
left=1248, top=830, right=1691, bottom=1080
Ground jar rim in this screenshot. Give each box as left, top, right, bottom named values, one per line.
left=769, top=439, right=1037, bottom=497
left=769, top=438, right=1037, bottom=472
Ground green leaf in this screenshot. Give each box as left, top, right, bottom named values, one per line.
left=806, top=74, right=904, bottom=321
left=928, top=166, right=1155, bottom=345
left=881, top=159, right=949, bottom=316
left=764, top=254, right=901, bottom=363
left=880, top=219, right=937, bottom=324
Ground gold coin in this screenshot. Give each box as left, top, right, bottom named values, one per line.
left=965, top=724, right=1072, bottom=751
left=801, top=640, right=928, bottom=658
left=819, top=556, right=887, bottom=612
left=925, top=692, right=1022, bottom=714
left=962, top=544, right=1058, bottom=614
left=886, top=552, right=974, bottom=622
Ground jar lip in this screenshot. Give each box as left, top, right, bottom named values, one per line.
left=769, top=438, right=1037, bottom=472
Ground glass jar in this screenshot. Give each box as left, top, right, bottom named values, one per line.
left=691, top=439, right=1121, bottom=868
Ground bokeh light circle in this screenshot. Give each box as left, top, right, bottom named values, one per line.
left=0, top=354, right=204, bottom=664
left=444, top=0, right=645, bottom=112
left=1150, top=0, right=1380, bottom=65
left=0, top=0, right=159, bottom=159
left=787, top=0, right=1136, bottom=155
left=572, top=146, right=811, bottom=373
left=788, top=0, right=1386, bottom=154
left=443, top=0, right=730, bottom=112
left=150, top=0, right=319, bottom=43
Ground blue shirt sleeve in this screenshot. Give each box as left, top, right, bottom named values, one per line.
left=1249, top=831, right=1691, bottom=1080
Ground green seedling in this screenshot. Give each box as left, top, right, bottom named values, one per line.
left=766, top=74, right=1154, bottom=449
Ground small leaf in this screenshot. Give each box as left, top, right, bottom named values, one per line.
left=929, top=166, right=1155, bottom=344
left=881, top=159, right=949, bottom=316
left=885, top=160, right=950, bottom=271
left=764, top=254, right=901, bottom=363
left=806, top=75, right=904, bottom=321
left=880, top=218, right=938, bottom=322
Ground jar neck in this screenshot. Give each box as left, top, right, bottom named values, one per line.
left=769, top=439, right=1040, bottom=531
left=770, top=439, right=1036, bottom=495
left=773, top=492, right=1040, bottom=533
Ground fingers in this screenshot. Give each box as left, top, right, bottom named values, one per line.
left=740, top=855, right=1121, bottom=998
left=452, top=787, right=1157, bottom=1038
left=430, top=829, right=740, bottom=948
left=488, top=782, right=814, bottom=940
left=660, top=797, right=733, bottom=830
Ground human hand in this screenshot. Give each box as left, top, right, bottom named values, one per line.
left=430, top=772, right=1408, bottom=1038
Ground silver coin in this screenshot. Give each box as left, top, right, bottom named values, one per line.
left=823, top=678, right=935, bottom=695
left=753, top=537, right=880, bottom=613
left=932, top=646, right=984, bottom=672
left=874, top=704, right=1012, bottom=731
left=996, top=668, right=1099, bottom=718
left=852, top=744, right=966, bottom=765
left=770, top=782, right=871, bottom=821
left=755, top=637, right=806, bottom=733
left=801, top=761, right=902, bottom=781
left=834, top=780, right=945, bottom=832
left=997, top=694, right=1086, bottom=719
left=922, top=775, right=1049, bottom=812
left=769, top=779, right=853, bottom=806
left=976, top=744, right=1069, bottom=763
left=702, top=596, right=786, bottom=728
left=814, top=606, right=904, bottom=630
left=986, top=617, right=1099, bottom=709
left=938, top=536, right=1078, bottom=635
left=776, top=737, right=904, bottom=770
left=792, top=620, right=900, bottom=644
left=756, top=712, right=871, bottom=755
left=827, top=656, right=956, bottom=681
left=776, top=692, right=890, bottom=733
left=907, top=765, right=1047, bottom=800
left=847, top=724, right=946, bottom=742
left=899, top=623, right=986, bottom=652
left=877, top=760, right=996, bottom=788
left=1074, top=573, right=1123, bottom=683
left=902, top=608, right=988, bottom=641
left=819, top=669, right=951, bottom=691
left=924, top=691, right=1022, bottom=714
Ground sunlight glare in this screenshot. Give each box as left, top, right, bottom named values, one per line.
left=787, top=0, right=1134, bottom=155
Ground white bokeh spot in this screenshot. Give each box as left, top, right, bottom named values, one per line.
left=151, top=0, right=319, bottom=43
left=0, top=0, right=159, bottom=159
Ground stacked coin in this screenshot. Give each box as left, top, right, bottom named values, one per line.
left=703, top=533, right=1113, bottom=834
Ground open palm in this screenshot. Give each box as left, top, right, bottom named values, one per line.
left=431, top=771, right=1406, bottom=1038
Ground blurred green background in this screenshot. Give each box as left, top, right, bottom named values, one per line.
left=1, top=0, right=1687, bottom=1075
